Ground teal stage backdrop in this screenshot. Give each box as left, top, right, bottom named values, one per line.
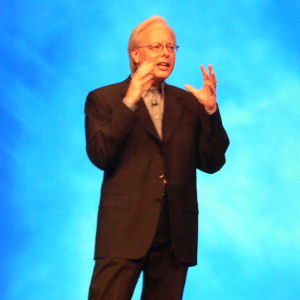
left=1, top=1, right=300, bottom=299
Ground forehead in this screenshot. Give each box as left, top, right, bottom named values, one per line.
left=139, top=23, right=175, bottom=44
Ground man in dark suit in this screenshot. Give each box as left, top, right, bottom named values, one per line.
left=85, top=16, right=229, bottom=299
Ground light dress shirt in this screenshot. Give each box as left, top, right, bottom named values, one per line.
left=123, top=83, right=165, bottom=140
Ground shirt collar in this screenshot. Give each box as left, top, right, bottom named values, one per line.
left=143, top=82, right=165, bottom=98
left=130, top=73, right=165, bottom=98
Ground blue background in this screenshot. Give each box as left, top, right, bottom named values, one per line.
left=1, top=1, right=299, bottom=299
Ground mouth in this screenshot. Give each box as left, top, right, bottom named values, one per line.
left=156, top=62, right=170, bottom=71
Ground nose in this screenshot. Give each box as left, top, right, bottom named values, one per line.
left=161, top=45, right=169, bottom=56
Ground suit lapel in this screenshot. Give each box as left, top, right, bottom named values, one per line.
left=163, top=84, right=184, bottom=143
left=137, top=100, right=161, bottom=141
left=120, top=77, right=161, bottom=141
left=119, top=78, right=183, bottom=143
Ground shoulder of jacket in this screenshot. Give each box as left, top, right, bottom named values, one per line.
left=165, top=83, right=194, bottom=98
left=165, top=83, right=200, bottom=110
left=88, top=76, right=130, bottom=97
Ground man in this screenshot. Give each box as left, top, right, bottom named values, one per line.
left=85, top=16, right=229, bottom=299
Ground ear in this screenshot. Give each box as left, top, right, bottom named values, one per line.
left=130, top=49, right=140, bottom=65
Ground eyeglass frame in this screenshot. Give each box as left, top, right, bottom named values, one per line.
left=135, top=43, right=180, bottom=53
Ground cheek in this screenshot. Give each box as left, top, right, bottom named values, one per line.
left=170, top=55, right=176, bottom=66
left=140, top=52, right=156, bottom=63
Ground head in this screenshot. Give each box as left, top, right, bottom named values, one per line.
left=128, top=16, right=177, bottom=84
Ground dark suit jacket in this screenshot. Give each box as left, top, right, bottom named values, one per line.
left=85, top=77, right=229, bottom=266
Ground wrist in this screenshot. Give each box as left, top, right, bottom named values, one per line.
left=125, top=87, right=142, bottom=104
left=204, top=104, right=217, bottom=114
left=123, top=97, right=138, bottom=111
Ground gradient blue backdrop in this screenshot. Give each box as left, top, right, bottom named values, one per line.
left=1, top=1, right=299, bottom=299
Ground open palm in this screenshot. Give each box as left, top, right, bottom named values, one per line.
left=185, top=64, right=217, bottom=113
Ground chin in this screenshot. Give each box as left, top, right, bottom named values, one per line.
left=154, top=70, right=172, bottom=81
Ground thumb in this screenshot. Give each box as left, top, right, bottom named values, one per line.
left=184, top=84, right=198, bottom=95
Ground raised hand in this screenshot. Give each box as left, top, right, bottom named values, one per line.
left=125, top=61, right=155, bottom=105
left=185, top=64, right=218, bottom=113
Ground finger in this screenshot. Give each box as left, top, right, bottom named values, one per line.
left=138, top=61, right=155, bottom=77
left=208, top=84, right=216, bottom=95
left=184, top=84, right=198, bottom=95
left=143, top=61, right=155, bottom=70
left=205, top=79, right=217, bottom=89
left=140, top=74, right=154, bottom=90
left=208, top=64, right=215, bottom=79
left=143, top=80, right=154, bottom=91
left=208, top=64, right=217, bottom=86
left=142, top=74, right=154, bottom=85
left=204, top=80, right=217, bottom=94
left=200, top=64, right=209, bottom=81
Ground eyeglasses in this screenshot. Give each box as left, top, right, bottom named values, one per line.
left=136, top=43, right=180, bottom=53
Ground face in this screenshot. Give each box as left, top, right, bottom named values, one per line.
left=131, top=23, right=176, bottom=84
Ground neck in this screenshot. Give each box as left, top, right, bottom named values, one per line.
left=152, top=77, right=164, bottom=87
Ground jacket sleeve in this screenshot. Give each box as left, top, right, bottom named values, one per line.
left=197, top=105, right=230, bottom=173
left=84, top=90, right=137, bottom=170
